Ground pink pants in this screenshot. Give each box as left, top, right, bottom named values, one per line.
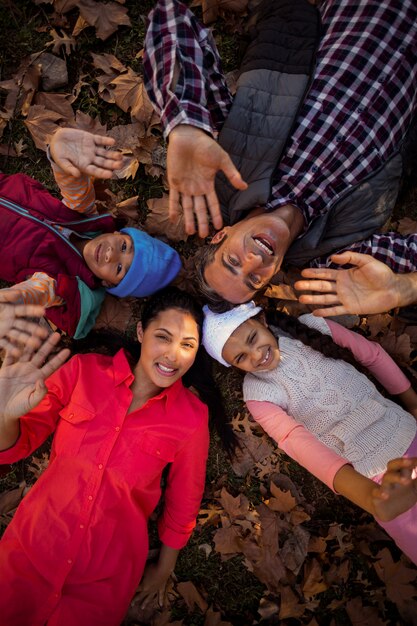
left=373, top=431, right=417, bottom=565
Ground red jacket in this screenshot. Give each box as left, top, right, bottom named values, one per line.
left=0, top=173, right=116, bottom=336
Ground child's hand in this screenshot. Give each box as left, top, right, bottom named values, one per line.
left=0, top=333, right=70, bottom=420
left=0, top=290, right=47, bottom=357
left=372, top=457, right=417, bottom=522
left=50, top=128, right=124, bottom=179
left=136, top=561, right=171, bottom=610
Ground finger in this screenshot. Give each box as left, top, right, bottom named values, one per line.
left=40, top=348, right=71, bottom=378
left=30, top=332, right=62, bottom=368
left=295, top=279, right=338, bottom=294
left=181, top=195, right=197, bottom=236
left=14, top=304, right=46, bottom=319
left=0, top=291, right=22, bottom=304
left=158, top=588, right=165, bottom=607
left=3, top=328, right=44, bottom=351
left=10, top=318, right=47, bottom=336
left=386, top=457, right=417, bottom=472
left=300, top=268, right=339, bottom=281
left=1, top=342, right=22, bottom=360
left=298, top=293, right=340, bottom=305
left=95, top=147, right=124, bottom=162
left=57, top=158, right=81, bottom=178
left=311, top=305, right=348, bottom=317
left=91, top=154, right=124, bottom=171
left=194, top=195, right=209, bottom=239
left=221, top=154, right=248, bottom=191
left=169, top=189, right=181, bottom=224
left=205, top=189, right=223, bottom=232
left=28, top=379, right=48, bottom=409
left=92, top=135, right=116, bottom=148
left=330, top=252, right=373, bottom=267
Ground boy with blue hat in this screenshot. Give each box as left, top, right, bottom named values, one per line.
left=0, top=128, right=181, bottom=338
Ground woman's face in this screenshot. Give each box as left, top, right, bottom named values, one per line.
left=222, top=318, right=280, bottom=373
left=137, top=308, right=199, bottom=390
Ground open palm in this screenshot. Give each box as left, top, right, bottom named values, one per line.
left=295, top=253, right=400, bottom=316
left=50, top=128, right=123, bottom=179
left=0, top=334, right=70, bottom=420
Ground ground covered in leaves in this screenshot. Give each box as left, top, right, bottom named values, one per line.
left=1, top=1, right=417, bottom=624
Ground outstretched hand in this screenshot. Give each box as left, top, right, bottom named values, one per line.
left=0, top=333, right=70, bottom=421
left=0, top=290, right=48, bottom=357
left=167, top=124, right=247, bottom=238
left=371, top=457, right=417, bottom=522
left=294, top=252, right=400, bottom=316
left=50, top=127, right=124, bottom=179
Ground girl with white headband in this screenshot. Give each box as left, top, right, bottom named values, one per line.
left=203, top=303, right=417, bottom=564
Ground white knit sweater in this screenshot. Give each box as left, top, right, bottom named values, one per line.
left=243, top=315, right=417, bottom=478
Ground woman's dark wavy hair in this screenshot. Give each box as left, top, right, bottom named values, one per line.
left=75, top=287, right=237, bottom=456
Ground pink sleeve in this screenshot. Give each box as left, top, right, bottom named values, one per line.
left=325, top=319, right=410, bottom=395
left=158, top=410, right=209, bottom=549
left=246, top=400, right=349, bottom=492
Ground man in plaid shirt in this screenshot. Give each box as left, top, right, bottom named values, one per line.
left=144, top=0, right=417, bottom=307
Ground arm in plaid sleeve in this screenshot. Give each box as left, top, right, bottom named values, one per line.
left=143, top=0, right=232, bottom=138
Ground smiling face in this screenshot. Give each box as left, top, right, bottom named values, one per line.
left=203, top=214, right=292, bottom=303
left=82, top=231, right=134, bottom=287
left=222, top=317, right=280, bottom=373
left=136, top=308, right=200, bottom=393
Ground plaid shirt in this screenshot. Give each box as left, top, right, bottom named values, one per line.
left=144, top=0, right=417, bottom=272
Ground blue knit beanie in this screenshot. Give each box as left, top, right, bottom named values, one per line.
left=107, top=228, right=182, bottom=298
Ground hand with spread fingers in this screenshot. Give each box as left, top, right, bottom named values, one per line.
left=371, top=457, right=417, bottom=522
left=0, top=291, right=48, bottom=357
left=294, top=252, right=404, bottom=316
left=0, top=333, right=71, bottom=423
left=167, top=124, right=248, bottom=238
left=50, top=127, right=124, bottom=179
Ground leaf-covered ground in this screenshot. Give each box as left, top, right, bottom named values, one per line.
left=1, top=1, right=417, bottom=624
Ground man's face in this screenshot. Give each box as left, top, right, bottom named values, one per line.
left=204, top=214, right=291, bottom=303
left=82, top=232, right=134, bottom=287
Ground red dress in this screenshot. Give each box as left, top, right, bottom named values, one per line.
left=0, top=350, right=209, bottom=626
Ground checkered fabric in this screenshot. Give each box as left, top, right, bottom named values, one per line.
left=144, top=0, right=417, bottom=272
left=267, top=0, right=417, bottom=226
left=143, top=0, right=232, bottom=138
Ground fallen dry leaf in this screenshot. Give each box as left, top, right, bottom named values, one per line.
left=145, top=195, right=188, bottom=242
left=345, top=597, right=387, bottom=626
left=47, top=28, right=76, bottom=55
left=396, top=217, right=417, bottom=236
left=279, top=585, right=305, bottom=620
left=373, top=548, right=417, bottom=609
left=379, top=330, right=412, bottom=365
left=204, top=606, right=233, bottom=626
left=23, top=105, right=64, bottom=150
left=94, top=295, right=133, bottom=332
left=0, top=482, right=27, bottom=516
left=34, top=92, right=75, bottom=120
left=302, top=558, right=328, bottom=597
left=176, top=581, right=208, bottom=613
left=78, top=0, right=131, bottom=40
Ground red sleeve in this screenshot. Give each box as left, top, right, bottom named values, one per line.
left=158, top=408, right=209, bottom=549
left=325, top=319, right=410, bottom=395
left=0, top=357, right=79, bottom=464
left=246, top=400, right=349, bottom=492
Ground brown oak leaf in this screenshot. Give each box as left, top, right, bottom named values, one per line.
left=47, top=28, right=76, bottom=54
left=145, top=195, right=188, bottom=243
left=24, top=105, right=64, bottom=151
left=78, top=0, right=131, bottom=41
left=177, top=581, right=208, bottom=613
left=34, top=92, right=75, bottom=120
left=94, top=295, right=133, bottom=332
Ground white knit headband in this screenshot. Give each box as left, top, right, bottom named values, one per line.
left=202, top=302, right=262, bottom=367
